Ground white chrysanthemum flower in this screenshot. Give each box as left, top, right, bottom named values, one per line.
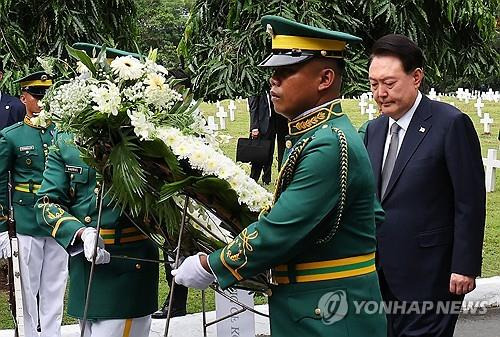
left=110, top=56, right=144, bottom=80
left=90, top=81, right=121, bottom=116
left=128, top=110, right=155, bottom=140
left=144, top=73, right=182, bottom=109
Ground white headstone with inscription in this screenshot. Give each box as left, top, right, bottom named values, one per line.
left=215, top=289, right=255, bottom=337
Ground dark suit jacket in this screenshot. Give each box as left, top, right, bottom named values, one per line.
left=364, top=95, right=485, bottom=301
left=249, top=94, right=272, bottom=134
left=0, top=93, right=25, bottom=130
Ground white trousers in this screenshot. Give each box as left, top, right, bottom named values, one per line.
left=79, top=315, right=152, bottom=337
left=18, top=234, right=68, bottom=337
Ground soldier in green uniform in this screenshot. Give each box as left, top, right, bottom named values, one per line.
left=34, top=46, right=159, bottom=337
left=173, top=16, right=387, bottom=337
left=0, top=72, right=68, bottom=337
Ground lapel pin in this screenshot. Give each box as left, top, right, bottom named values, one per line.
left=419, top=126, right=426, bottom=133
left=5, top=105, right=10, bottom=110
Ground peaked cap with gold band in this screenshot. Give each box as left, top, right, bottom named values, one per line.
left=259, top=15, right=362, bottom=67
left=14, top=71, right=53, bottom=97
left=72, top=42, right=141, bottom=60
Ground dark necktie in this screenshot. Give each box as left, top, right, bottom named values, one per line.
left=381, top=123, right=401, bottom=198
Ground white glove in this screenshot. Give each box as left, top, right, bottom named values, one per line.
left=80, top=227, right=110, bottom=264
left=171, top=253, right=215, bottom=290
left=0, top=231, right=11, bottom=259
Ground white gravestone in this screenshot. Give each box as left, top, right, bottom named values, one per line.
left=494, top=91, right=500, bottom=103
left=207, top=116, right=218, bottom=131
left=215, top=289, right=255, bottom=337
left=456, top=88, right=464, bottom=101
left=428, top=88, right=437, bottom=100
left=367, top=92, right=373, bottom=101
left=228, top=100, right=236, bottom=121
left=483, top=149, right=500, bottom=192
left=485, top=89, right=495, bottom=101
left=366, top=104, right=376, bottom=121
left=217, top=106, right=227, bottom=130
left=216, top=101, right=221, bottom=109
left=359, top=93, right=368, bottom=114
left=474, top=98, right=484, bottom=118
left=480, top=113, right=493, bottom=134
left=464, top=89, right=470, bottom=104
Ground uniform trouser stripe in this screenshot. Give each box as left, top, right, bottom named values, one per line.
left=122, top=319, right=132, bottom=337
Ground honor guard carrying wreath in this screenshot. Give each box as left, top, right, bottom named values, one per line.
left=173, top=16, right=387, bottom=337
left=0, top=71, right=68, bottom=337
left=34, top=44, right=160, bottom=337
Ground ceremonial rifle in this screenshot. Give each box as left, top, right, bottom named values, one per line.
left=7, top=171, right=25, bottom=337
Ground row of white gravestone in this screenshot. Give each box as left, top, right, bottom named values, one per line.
left=207, top=99, right=240, bottom=131
left=425, top=89, right=495, bottom=135
left=471, top=97, right=495, bottom=134
left=456, top=88, right=500, bottom=103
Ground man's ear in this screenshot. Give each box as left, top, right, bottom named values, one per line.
left=318, top=68, right=335, bottom=92
left=413, top=68, right=424, bottom=88
left=20, top=93, right=27, bottom=105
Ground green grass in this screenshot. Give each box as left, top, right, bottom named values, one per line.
left=0, top=97, right=498, bottom=329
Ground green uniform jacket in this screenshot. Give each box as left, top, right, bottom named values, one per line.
left=35, top=132, right=158, bottom=320
left=0, top=117, right=54, bottom=236
left=209, top=101, right=387, bottom=337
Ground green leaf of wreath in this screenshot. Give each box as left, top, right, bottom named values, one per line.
left=65, top=44, right=97, bottom=75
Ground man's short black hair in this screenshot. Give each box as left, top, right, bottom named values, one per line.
left=371, top=34, right=424, bottom=73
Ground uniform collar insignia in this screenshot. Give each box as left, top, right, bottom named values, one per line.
left=288, top=99, right=343, bottom=136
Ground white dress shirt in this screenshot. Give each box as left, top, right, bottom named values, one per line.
left=381, top=91, right=422, bottom=170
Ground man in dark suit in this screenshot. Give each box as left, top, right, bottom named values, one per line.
left=0, top=66, right=25, bottom=130
left=364, top=34, right=485, bottom=336
left=249, top=92, right=287, bottom=184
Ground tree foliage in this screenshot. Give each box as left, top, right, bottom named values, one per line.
left=135, top=0, right=193, bottom=67
left=179, top=0, right=500, bottom=101
left=0, top=0, right=137, bottom=94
